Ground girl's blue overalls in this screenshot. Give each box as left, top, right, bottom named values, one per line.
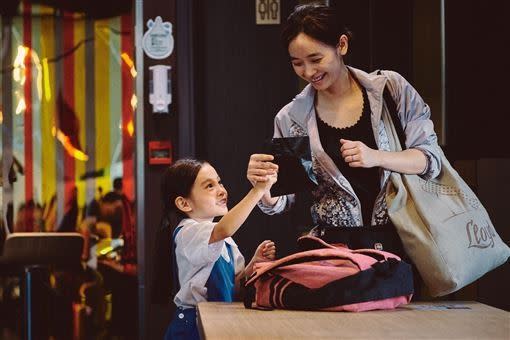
left=164, top=226, right=235, bottom=340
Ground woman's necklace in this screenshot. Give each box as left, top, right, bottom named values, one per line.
left=316, top=76, right=363, bottom=129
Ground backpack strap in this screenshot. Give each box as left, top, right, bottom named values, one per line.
left=377, top=70, right=407, bottom=150
left=297, top=234, right=338, bottom=251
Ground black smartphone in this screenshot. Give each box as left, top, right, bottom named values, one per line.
left=263, top=136, right=316, bottom=196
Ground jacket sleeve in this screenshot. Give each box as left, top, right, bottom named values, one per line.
left=257, top=194, right=295, bottom=215
left=385, top=70, right=441, bottom=180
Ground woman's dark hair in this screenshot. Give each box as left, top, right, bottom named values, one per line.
left=281, top=3, right=352, bottom=49
left=152, top=158, right=206, bottom=304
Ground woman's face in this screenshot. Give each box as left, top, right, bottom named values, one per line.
left=288, top=33, right=347, bottom=91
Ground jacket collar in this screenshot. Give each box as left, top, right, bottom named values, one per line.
left=288, top=66, right=388, bottom=129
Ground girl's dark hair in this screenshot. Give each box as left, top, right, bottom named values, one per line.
left=152, top=158, right=206, bottom=304
left=161, top=158, right=206, bottom=223
left=281, top=3, right=352, bottom=49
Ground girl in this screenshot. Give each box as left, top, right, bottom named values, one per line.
left=161, top=158, right=277, bottom=340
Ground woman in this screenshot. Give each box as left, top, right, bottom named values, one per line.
left=247, top=4, right=441, bottom=258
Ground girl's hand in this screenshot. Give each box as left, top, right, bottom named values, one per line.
left=254, top=172, right=277, bottom=193
left=340, top=139, right=380, bottom=168
left=253, top=240, right=276, bottom=262
left=243, top=240, right=276, bottom=279
left=247, top=154, right=278, bottom=186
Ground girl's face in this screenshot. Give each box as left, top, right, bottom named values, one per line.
left=288, top=33, right=347, bottom=91
left=184, top=163, right=228, bottom=221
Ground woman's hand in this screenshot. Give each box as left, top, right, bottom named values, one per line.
left=247, top=154, right=280, bottom=206
left=247, top=154, right=278, bottom=186
left=340, top=139, right=380, bottom=168
left=253, top=240, right=276, bottom=262
left=340, top=138, right=428, bottom=174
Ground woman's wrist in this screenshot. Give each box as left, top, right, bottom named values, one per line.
left=260, top=192, right=278, bottom=206
left=375, top=150, right=385, bottom=168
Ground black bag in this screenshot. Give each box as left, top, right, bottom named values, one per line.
left=264, top=136, right=317, bottom=196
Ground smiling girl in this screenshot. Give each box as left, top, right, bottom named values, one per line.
left=161, top=158, right=277, bottom=340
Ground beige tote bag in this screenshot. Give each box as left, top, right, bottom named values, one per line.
left=382, top=96, right=510, bottom=297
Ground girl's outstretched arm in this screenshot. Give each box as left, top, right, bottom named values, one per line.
left=209, top=175, right=277, bottom=244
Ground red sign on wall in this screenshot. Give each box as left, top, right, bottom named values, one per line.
left=148, top=141, right=172, bottom=165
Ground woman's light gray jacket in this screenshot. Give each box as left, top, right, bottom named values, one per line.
left=258, top=66, right=441, bottom=227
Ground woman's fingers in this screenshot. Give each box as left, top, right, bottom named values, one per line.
left=248, top=154, right=279, bottom=171
left=348, top=161, right=362, bottom=168
left=250, top=161, right=278, bottom=171
left=340, top=140, right=370, bottom=166
left=341, top=146, right=358, bottom=158
left=340, top=141, right=378, bottom=168
left=247, top=154, right=279, bottom=186
left=248, top=169, right=276, bottom=176
left=250, top=154, right=275, bottom=162
left=339, top=139, right=356, bottom=152
left=247, top=171, right=274, bottom=183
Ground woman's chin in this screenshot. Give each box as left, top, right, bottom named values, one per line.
left=311, top=80, right=329, bottom=91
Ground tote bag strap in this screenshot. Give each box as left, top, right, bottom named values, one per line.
left=378, top=70, right=407, bottom=151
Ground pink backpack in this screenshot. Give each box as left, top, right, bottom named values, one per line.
left=244, top=235, right=413, bottom=312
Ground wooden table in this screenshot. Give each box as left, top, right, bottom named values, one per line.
left=197, top=301, right=509, bottom=339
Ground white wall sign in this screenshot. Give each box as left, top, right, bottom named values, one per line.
left=255, top=0, right=280, bottom=25
left=142, top=16, right=174, bottom=59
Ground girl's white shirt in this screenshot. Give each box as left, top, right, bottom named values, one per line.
left=173, top=218, right=245, bottom=309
